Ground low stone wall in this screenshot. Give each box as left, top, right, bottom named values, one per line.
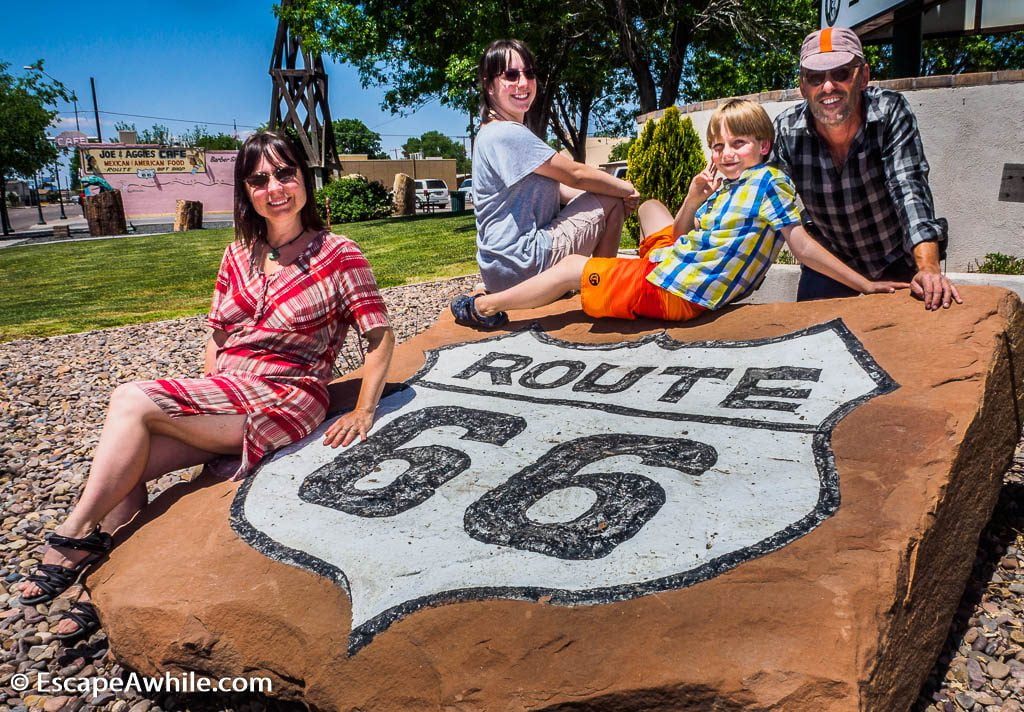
left=740, top=265, right=1024, bottom=304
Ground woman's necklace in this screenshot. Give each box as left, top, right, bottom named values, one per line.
left=265, top=227, right=305, bottom=261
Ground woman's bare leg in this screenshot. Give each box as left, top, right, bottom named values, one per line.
left=19, top=384, right=245, bottom=601
left=475, top=255, right=589, bottom=316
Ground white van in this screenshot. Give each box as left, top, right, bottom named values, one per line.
left=414, top=179, right=450, bottom=209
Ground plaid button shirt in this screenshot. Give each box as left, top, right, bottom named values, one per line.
left=770, top=86, right=947, bottom=278
left=646, top=164, right=801, bottom=309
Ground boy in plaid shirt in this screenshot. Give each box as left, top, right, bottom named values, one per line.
left=452, top=99, right=907, bottom=328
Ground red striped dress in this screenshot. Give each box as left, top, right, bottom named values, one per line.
left=136, top=231, right=390, bottom=479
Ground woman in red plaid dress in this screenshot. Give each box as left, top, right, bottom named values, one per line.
left=19, top=131, right=395, bottom=638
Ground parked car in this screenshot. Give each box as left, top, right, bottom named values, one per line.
left=612, top=165, right=628, bottom=180
left=457, top=178, right=474, bottom=204
left=414, top=178, right=450, bottom=209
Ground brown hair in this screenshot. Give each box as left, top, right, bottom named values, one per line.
left=233, top=131, right=323, bottom=247
left=477, top=38, right=540, bottom=124
left=706, top=99, right=775, bottom=149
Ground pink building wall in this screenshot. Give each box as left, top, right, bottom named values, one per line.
left=93, top=148, right=237, bottom=219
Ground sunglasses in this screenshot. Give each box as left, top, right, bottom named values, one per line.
left=496, top=68, right=537, bottom=83
left=801, top=63, right=860, bottom=87
left=244, top=165, right=299, bottom=188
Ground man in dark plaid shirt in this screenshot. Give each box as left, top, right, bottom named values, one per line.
left=770, top=27, right=961, bottom=311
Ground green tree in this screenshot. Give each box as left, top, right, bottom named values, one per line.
left=607, top=138, right=633, bottom=162
left=279, top=0, right=789, bottom=162
left=0, top=61, right=72, bottom=235
left=623, top=107, right=705, bottom=244
left=333, top=118, right=387, bottom=158
left=865, top=31, right=1024, bottom=79
left=684, top=0, right=815, bottom=101
left=402, top=130, right=469, bottom=173
left=180, top=125, right=242, bottom=150
left=114, top=121, right=173, bottom=144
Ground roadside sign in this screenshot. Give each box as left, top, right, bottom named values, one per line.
left=55, top=131, right=89, bottom=148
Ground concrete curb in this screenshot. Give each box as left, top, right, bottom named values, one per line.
left=740, top=264, right=1024, bottom=303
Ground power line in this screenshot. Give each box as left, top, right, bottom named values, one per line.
left=96, top=110, right=260, bottom=129
left=64, top=108, right=470, bottom=140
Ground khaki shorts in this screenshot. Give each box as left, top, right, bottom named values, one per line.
left=545, top=192, right=621, bottom=264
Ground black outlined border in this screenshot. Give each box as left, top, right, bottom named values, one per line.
left=230, top=318, right=896, bottom=654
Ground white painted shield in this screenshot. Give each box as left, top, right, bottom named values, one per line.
left=231, top=319, right=895, bottom=653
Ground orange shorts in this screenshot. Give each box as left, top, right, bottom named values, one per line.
left=579, top=226, right=706, bottom=321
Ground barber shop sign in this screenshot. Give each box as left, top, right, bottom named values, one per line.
left=232, top=321, right=895, bottom=653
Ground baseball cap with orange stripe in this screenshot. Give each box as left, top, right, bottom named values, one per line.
left=800, top=27, right=865, bottom=71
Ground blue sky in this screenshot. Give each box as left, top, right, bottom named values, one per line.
left=6, top=0, right=471, bottom=156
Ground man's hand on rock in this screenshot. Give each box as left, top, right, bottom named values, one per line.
left=910, top=267, right=962, bottom=310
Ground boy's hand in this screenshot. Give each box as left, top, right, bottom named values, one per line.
left=688, top=160, right=722, bottom=201
left=863, top=280, right=911, bottom=295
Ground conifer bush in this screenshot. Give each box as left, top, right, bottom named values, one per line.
left=624, top=107, right=706, bottom=245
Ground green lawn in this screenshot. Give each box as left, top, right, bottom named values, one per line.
left=0, top=213, right=478, bottom=342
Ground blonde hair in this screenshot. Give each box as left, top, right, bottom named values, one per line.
left=707, top=99, right=775, bottom=148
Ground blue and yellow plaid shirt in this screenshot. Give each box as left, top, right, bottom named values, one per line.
left=646, top=164, right=801, bottom=309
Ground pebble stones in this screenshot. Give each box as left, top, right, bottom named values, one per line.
left=0, top=273, right=1021, bottom=712
left=914, top=456, right=1024, bottom=711
left=0, top=276, right=477, bottom=712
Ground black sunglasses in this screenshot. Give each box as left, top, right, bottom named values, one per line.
left=801, top=63, right=860, bottom=87
left=244, top=165, right=299, bottom=188
left=496, top=68, right=537, bottom=83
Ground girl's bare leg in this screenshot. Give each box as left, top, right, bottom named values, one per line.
left=591, top=194, right=626, bottom=258
left=475, top=255, right=589, bottom=316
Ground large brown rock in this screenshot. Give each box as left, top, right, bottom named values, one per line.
left=90, top=287, right=1024, bottom=711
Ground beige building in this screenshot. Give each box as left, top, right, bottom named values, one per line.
left=338, top=156, right=458, bottom=192
left=557, top=137, right=630, bottom=167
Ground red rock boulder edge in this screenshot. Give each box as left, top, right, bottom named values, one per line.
left=89, top=287, right=1024, bottom=711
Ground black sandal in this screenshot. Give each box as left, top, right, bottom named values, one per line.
left=19, top=527, right=112, bottom=606
left=55, top=600, right=101, bottom=642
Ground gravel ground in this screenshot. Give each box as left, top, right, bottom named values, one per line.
left=0, top=274, right=1021, bottom=712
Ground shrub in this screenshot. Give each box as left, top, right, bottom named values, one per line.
left=624, top=107, right=706, bottom=245
left=315, top=176, right=392, bottom=225
left=775, top=247, right=796, bottom=265
left=970, top=253, right=1024, bottom=275
left=5, top=192, right=20, bottom=208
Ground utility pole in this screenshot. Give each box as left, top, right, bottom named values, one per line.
left=90, top=77, right=102, bottom=142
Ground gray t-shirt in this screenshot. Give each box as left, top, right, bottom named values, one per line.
left=472, top=121, right=560, bottom=292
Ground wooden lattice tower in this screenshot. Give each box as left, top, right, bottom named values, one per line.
left=268, top=2, right=340, bottom=186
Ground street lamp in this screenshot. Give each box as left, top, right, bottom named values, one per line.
left=32, top=172, right=46, bottom=225
left=52, top=156, right=67, bottom=221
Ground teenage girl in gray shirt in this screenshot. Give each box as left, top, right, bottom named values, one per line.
left=472, top=39, right=640, bottom=293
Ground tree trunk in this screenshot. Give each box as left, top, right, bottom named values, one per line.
left=392, top=173, right=416, bottom=216
left=174, top=200, right=203, bottom=231
left=82, top=190, right=128, bottom=237
left=607, top=0, right=659, bottom=113
left=0, top=174, right=11, bottom=236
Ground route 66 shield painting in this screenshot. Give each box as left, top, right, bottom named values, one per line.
left=231, top=319, right=895, bottom=654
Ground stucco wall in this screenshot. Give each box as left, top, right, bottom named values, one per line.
left=93, top=149, right=237, bottom=219
left=338, top=158, right=457, bottom=192
left=639, top=71, right=1024, bottom=271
